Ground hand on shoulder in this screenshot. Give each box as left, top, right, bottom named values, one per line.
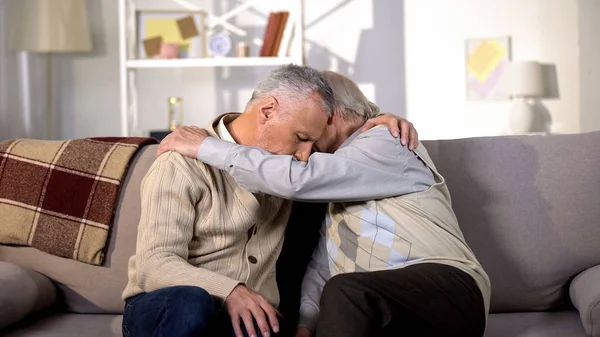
left=156, top=126, right=211, bottom=159
left=361, top=113, right=419, bottom=150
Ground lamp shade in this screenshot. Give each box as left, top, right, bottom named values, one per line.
left=499, top=61, right=546, bottom=98
left=9, top=0, right=92, bottom=53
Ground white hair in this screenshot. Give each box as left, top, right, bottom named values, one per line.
left=249, top=64, right=334, bottom=116
left=321, top=70, right=380, bottom=122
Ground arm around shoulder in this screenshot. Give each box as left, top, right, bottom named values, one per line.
left=220, top=127, right=417, bottom=202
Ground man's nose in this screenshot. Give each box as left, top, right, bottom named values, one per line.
left=294, top=147, right=311, bottom=163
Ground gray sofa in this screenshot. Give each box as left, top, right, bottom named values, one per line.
left=1, top=131, right=599, bottom=337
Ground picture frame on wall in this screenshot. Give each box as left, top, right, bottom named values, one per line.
left=135, top=9, right=208, bottom=59
left=465, top=36, right=512, bottom=100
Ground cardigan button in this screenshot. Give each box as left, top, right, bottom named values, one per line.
left=248, top=256, right=258, bottom=264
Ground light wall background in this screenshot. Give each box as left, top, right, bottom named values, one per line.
left=404, top=0, right=590, bottom=140
left=579, top=0, right=600, bottom=133
left=1, top=0, right=598, bottom=141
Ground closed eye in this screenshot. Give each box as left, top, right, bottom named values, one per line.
left=296, top=134, right=309, bottom=142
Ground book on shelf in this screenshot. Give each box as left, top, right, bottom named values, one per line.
left=259, top=11, right=293, bottom=57
left=277, top=14, right=295, bottom=57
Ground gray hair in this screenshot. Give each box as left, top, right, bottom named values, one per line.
left=249, top=64, right=334, bottom=116
left=321, top=70, right=380, bottom=122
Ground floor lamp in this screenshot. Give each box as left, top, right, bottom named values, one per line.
left=9, top=0, right=92, bottom=140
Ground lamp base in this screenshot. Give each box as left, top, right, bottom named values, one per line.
left=46, top=53, right=53, bottom=140
left=509, top=98, right=536, bottom=134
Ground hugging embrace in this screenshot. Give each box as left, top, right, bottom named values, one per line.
left=121, top=64, right=490, bottom=337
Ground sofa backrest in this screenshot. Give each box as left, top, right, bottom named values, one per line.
left=422, top=131, right=600, bottom=312
left=0, top=145, right=157, bottom=314
left=3, top=132, right=599, bottom=315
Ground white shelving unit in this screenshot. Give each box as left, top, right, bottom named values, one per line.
left=126, top=56, right=299, bottom=69
left=118, top=0, right=304, bottom=137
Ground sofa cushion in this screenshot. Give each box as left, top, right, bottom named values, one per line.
left=423, top=131, right=600, bottom=312
left=2, top=313, right=122, bottom=337
left=0, top=145, right=157, bottom=314
left=570, top=264, right=600, bottom=337
left=484, top=311, right=586, bottom=337
left=0, top=261, right=57, bottom=329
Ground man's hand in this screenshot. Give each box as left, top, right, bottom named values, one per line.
left=361, top=113, right=419, bottom=150
left=156, top=126, right=211, bottom=159
left=225, top=284, right=280, bottom=337
left=295, top=327, right=312, bottom=337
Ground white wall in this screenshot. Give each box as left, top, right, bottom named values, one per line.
left=579, top=0, right=600, bottom=133
left=404, top=0, right=581, bottom=140
left=0, top=0, right=46, bottom=141
left=53, top=0, right=123, bottom=139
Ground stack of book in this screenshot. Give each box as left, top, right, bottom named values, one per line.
left=259, top=11, right=294, bottom=57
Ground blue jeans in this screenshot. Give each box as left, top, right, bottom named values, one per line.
left=122, top=286, right=279, bottom=337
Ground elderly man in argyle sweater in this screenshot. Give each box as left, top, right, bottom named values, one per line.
left=159, top=71, right=490, bottom=337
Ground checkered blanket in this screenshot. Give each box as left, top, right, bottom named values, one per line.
left=0, top=137, right=157, bottom=265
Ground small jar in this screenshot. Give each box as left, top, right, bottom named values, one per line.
left=237, top=42, right=249, bottom=57
left=168, top=96, right=183, bottom=131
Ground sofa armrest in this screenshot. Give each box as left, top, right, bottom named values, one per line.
left=0, top=261, right=57, bottom=329
left=570, top=264, right=600, bottom=337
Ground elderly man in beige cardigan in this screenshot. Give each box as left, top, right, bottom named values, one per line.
left=121, top=64, right=417, bottom=337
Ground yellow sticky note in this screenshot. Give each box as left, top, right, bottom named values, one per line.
left=145, top=18, right=190, bottom=51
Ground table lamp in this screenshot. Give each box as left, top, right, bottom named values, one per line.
left=9, top=0, right=92, bottom=139
left=500, top=61, right=546, bottom=134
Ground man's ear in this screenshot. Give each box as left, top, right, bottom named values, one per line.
left=258, top=96, right=278, bottom=125
left=327, top=108, right=340, bottom=125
